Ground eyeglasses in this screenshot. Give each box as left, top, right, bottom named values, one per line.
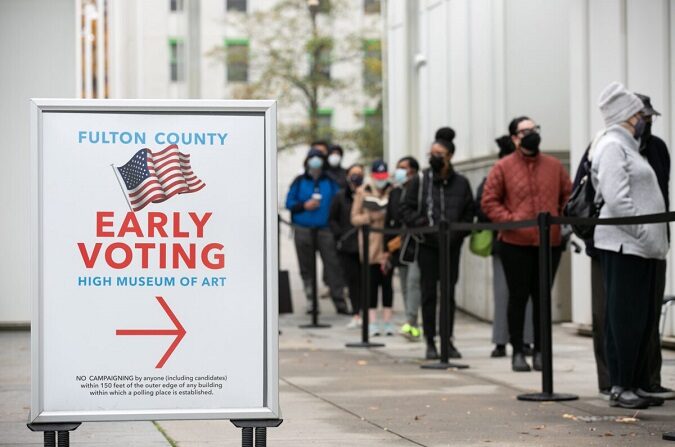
left=516, top=125, right=541, bottom=137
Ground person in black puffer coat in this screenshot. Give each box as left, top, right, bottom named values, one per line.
left=400, top=134, right=475, bottom=360
left=329, top=164, right=365, bottom=328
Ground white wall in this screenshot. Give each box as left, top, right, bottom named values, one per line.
left=0, top=0, right=77, bottom=324
left=569, top=0, right=675, bottom=333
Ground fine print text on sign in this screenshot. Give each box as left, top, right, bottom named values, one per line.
left=30, top=100, right=279, bottom=423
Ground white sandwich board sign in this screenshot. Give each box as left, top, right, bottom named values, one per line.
left=29, top=99, right=279, bottom=423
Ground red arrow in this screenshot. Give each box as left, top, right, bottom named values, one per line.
left=115, top=296, right=186, bottom=369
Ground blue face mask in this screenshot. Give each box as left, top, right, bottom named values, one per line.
left=374, top=179, right=389, bottom=190
left=307, top=157, right=323, bottom=170
left=394, top=168, right=408, bottom=185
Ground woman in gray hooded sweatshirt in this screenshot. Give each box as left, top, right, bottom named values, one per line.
left=591, top=82, right=668, bottom=410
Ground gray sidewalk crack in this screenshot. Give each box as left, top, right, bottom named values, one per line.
left=280, top=376, right=429, bottom=447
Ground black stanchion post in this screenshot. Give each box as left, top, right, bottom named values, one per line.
left=232, top=420, right=282, bottom=447
left=347, top=225, right=384, bottom=348
left=518, top=212, right=577, bottom=402
left=300, top=228, right=330, bottom=329
left=27, top=423, right=80, bottom=447
left=422, top=220, right=468, bottom=370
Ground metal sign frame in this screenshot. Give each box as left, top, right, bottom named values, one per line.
left=30, top=99, right=279, bottom=423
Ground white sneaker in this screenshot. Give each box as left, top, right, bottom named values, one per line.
left=346, top=318, right=361, bottom=329
left=369, top=322, right=381, bottom=337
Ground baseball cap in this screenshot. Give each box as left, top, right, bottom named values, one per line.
left=371, top=159, right=389, bottom=180
left=635, top=93, right=662, bottom=117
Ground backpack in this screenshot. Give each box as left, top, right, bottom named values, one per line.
left=564, top=149, right=603, bottom=240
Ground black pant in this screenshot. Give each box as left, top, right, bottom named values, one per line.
left=369, top=264, right=393, bottom=309
left=418, top=243, right=462, bottom=343
left=339, top=252, right=361, bottom=315
left=600, top=249, right=658, bottom=389
left=646, top=260, right=667, bottom=388
left=590, top=256, right=610, bottom=391
left=500, top=243, right=562, bottom=353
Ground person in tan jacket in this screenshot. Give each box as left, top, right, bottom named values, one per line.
left=351, top=159, right=394, bottom=336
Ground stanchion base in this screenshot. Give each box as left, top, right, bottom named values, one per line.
left=345, top=342, right=385, bottom=348
left=517, top=392, right=579, bottom=402
left=299, top=323, right=331, bottom=329
left=663, top=432, right=675, bottom=441
left=420, top=362, right=469, bottom=370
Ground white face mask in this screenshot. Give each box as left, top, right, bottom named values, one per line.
left=328, top=153, right=342, bottom=168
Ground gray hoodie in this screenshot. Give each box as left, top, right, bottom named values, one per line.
left=591, top=124, right=668, bottom=260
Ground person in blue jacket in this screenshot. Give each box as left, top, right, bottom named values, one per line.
left=286, top=148, right=349, bottom=314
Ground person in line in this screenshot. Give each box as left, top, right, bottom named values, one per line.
left=400, top=133, right=475, bottom=360
left=285, top=147, right=349, bottom=315
left=573, top=131, right=611, bottom=397
left=329, top=164, right=365, bottom=329
left=476, top=136, right=534, bottom=358
left=351, top=160, right=395, bottom=336
left=591, top=82, right=668, bottom=409
left=384, top=156, right=422, bottom=341
left=326, top=144, right=348, bottom=189
left=482, top=116, right=572, bottom=372
left=311, top=140, right=331, bottom=156
left=634, top=93, right=675, bottom=401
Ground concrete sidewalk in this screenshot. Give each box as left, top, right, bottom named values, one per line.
left=5, top=310, right=675, bottom=446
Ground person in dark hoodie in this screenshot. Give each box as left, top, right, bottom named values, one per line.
left=635, top=93, right=674, bottom=401
left=329, top=164, right=365, bottom=328
left=326, top=144, right=348, bottom=189
left=400, top=131, right=475, bottom=360
left=286, top=147, right=349, bottom=315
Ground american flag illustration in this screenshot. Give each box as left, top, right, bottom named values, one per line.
left=114, top=144, right=205, bottom=212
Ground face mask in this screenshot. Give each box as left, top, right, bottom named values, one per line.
left=633, top=116, right=647, bottom=140
left=328, top=153, right=341, bottom=167
left=640, top=122, right=653, bottom=151
left=394, top=168, right=408, bottom=185
left=349, top=174, right=363, bottom=187
left=307, top=156, right=323, bottom=170
left=374, top=179, right=389, bottom=190
left=520, top=133, right=541, bottom=156
left=429, top=155, right=445, bottom=173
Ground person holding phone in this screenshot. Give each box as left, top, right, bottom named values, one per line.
left=351, top=159, right=394, bottom=336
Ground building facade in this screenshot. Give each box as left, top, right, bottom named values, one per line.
left=384, top=0, right=675, bottom=336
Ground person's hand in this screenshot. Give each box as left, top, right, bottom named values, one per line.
left=304, top=199, right=321, bottom=211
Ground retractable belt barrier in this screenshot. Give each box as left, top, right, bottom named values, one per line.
left=280, top=211, right=675, bottom=402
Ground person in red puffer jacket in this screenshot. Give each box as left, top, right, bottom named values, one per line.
left=481, top=116, right=572, bottom=373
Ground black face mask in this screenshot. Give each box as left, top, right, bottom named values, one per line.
left=640, top=122, right=653, bottom=151
left=520, top=133, right=541, bottom=156
left=429, top=155, right=445, bottom=173
left=349, top=175, right=363, bottom=187
left=633, top=117, right=647, bottom=140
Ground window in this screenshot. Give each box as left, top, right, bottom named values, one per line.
left=226, top=39, right=249, bottom=82
left=364, top=0, right=380, bottom=14
left=170, top=0, right=184, bottom=12
left=363, top=39, right=381, bottom=90
left=169, top=38, right=184, bottom=82
left=364, top=108, right=378, bottom=129
left=317, top=109, right=333, bottom=139
left=226, top=0, right=247, bottom=12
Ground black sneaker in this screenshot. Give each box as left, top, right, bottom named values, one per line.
left=491, top=345, right=507, bottom=358
left=609, top=388, right=650, bottom=409
left=636, top=388, right=668, bottom=405
left=638, top=385, right=675, bottom=400
left=448, top=342, right=462, bottom=359
left=523, top=344, right=534, bottom=357
left=426, top=342, right=439, bottom=360
left=512, top=352, right=531, bottom=372
left=598, top=388, right=611, bottom=400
